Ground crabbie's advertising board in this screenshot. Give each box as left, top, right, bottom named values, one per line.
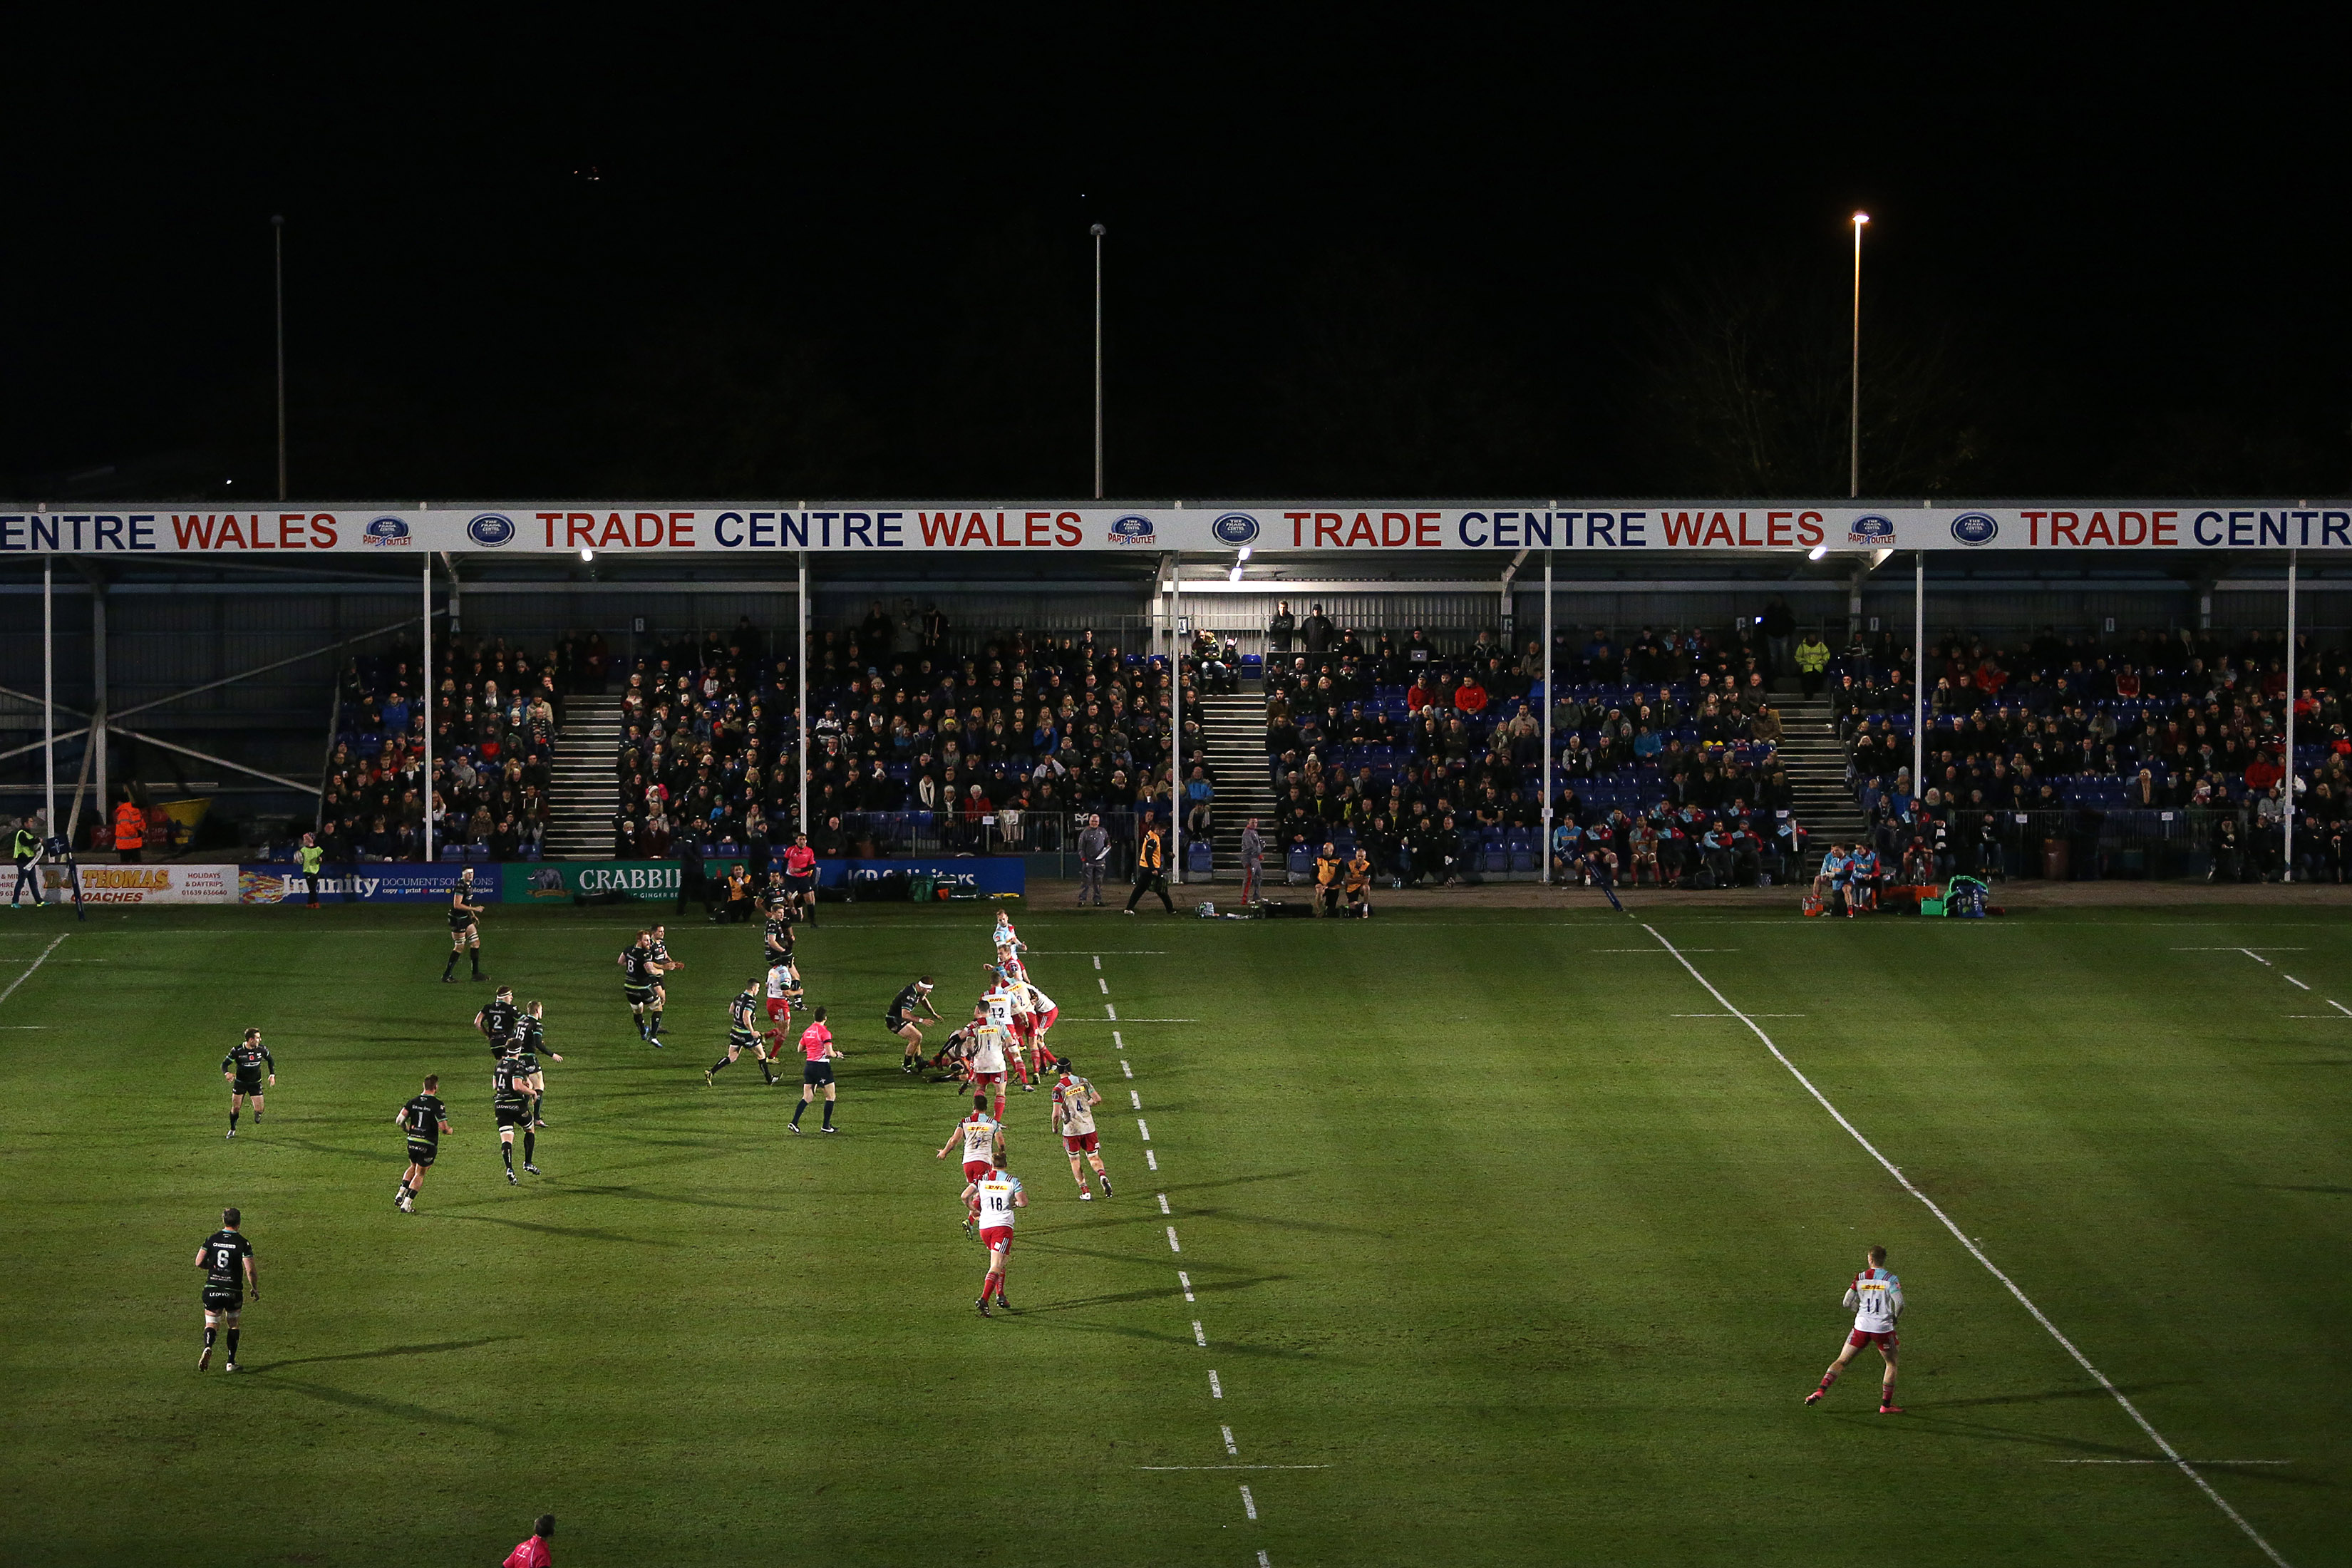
left=43, top=864, right=232, bottom=904
left=502, top=861, right=681, bottom=902
left=237, top=864, right=503, bottom=904
left=4, top=501, right=2348, bottom=555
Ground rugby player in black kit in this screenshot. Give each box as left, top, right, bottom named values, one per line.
left=195, top=1207, right=259, bottom=1371
left=619, top=930, right=663, bottom=1045
left=442, top=867, right=487, bottom=983
left=493, top=1050, right=535, bottom=1182
left=222, top=1028, right=274, bottom=1139
left=394, top=1075, right=451, bottom=1212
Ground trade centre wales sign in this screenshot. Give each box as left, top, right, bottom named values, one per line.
left=1, top=501, right=2346, bottom=556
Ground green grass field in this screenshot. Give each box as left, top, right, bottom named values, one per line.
left=1, top=897, right=2344, bottom=1566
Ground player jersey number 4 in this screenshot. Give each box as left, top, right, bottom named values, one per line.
left=1052, top=1078, right=1096, bottom=1137
left=975, top=1175, right=1022, bottom=1229
left=1847, top=1268, right=1902, bottom=1334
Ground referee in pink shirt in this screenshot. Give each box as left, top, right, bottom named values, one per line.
left=789, top=1006, right=840, bottom=1133
left=502, top=1515, right=554, bottom=1567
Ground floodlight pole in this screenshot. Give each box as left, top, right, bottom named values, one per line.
left=1850, top=213, right=1867, bottom=499
left=273, top=215, right=288, bottom=501
left=1091, top=224, right=1106, bottom=500
left=2283, top=550, right=2297, bottom=882
left=1912, top=550, right=1924, bottom=813
left=1170, top=553, right=1183, bottom=884
left=1541, top=552, right=1553, bottom=885
left=797, top=552, right=809, bottom=843
left=43, top=559, right=56, bottom=842
left=421, top=559, right=434, bottom=862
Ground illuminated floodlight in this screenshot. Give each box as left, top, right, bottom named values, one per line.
left=1808, top=543, right=1829, bottom=562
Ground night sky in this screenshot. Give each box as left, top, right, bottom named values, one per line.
left=6, top=22, right=2346, bottom=502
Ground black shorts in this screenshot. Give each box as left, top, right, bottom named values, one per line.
left=407, top=1139, right=438, bottom=1167
left=232, top=1076, right=265, bottom=1096
left=495, top=1104, right=530, bottom=1130
left=202, top=1288, right=243, bottom=1313
left=728, top=1031, right=760, bottom=1055
left=785, top=872, right=816, bottom=894
left=802, top=1059, right=834, bottom=1086
left=884, top=1013, right=910, bottom=1033
left=624, top=985, right=654, bottom=1006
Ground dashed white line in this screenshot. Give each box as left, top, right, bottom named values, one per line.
left=1099, top=976, right=1110, bottom=994
left=1121, top=1059, right=1133, bottom=1078
left=1138, top=1118, right=1151, bottom=1142
left=1167, top=1226, right=1182, bottom=1253
left=1259, top=1551, right=1273, bottom=1567
left=1145, top=1150, right=1158, bottom=1171
left=0, top=933, right=67, bottom=1008
left=2237, top=948, right=2274, bottom=967
left=1208, top=1370, right=1222, bottom=1398
left=1130, top=1089, right=1143, bottom=1110
left=1105, top=1003, right=1117, bottom=1020
left=1239, top=1485, right=1257, bottom=1520
left=1193, top=1320, right=1207, bottom=1347
left=2283, top=974, right=2311, bottom=991
left=2330, top=1000, right=2352, bottom=1018
left=1157, top=1192, right=1171, bottom=1214
left=1093, top=955, right=1103, bottom=969
left=1222, top=1423, right=1238, bottom=1454
left=1178, top=1269, right=1194, bottom=1301
left=1644, top=922, right=2292, bottom=1568
left=2048, top=1459, right=2293, bottom=1466
left=1113, top=1029, right=1124, bottom=1049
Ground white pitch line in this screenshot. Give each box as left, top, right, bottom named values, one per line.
left=1145, top=1150, right=1158, bottom=1170
left=2048, top=1459, right=2292, bottom=1466
left=1094, top=955, right=1102, bottom=969
left=2172, top=947, right=2305, bottom=951
left=1105, top=1003, right=1117, bottom=1020
left=1121, top=1060, right=1133, bottom=1078
left=1135, top=1465, right=1330, bottom=1472
left=1259, top=1551, right=1273, bottom=1567
left=2330, top=1000, right=2352, bottom=1018
left=1240, top=1485, right=1257, bottom=1520
left=1113, top=1029, right=1124, bottom=1049
left=1208, top=1370, right=1222, bottom=1398
left=1138, top=1118, right=1151, bottom=1142
left=1222, top=1423, right=1238, bottom=1455
left=2282, top=975, right=2311, bottom=991
left=1193, top=1320, right=1207, bottom=1347
left=1178, top=1269, right=1194, bottom=1301
left=1167, top=1226, right=1182, bottom=1253
left=0, top=933, right=67, bottom=1008
left=1099, top=977, right=1110, bottom=994
left=1672, top=1012, right=1807, bottom=1018
left=1157, top=1192, right=1171, bottom=1214
left=1641, top=922, right=2292, bottom=1568
left=2237, top=948, right=2274, bottom=967
left=1130, top=1090, right=1143, bottom=1110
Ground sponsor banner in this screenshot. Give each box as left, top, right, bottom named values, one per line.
left=4, top=502, right=2346, bottom=555
left=817, top=857, right=1026, bottom=894
left=43, top=863, right=233, bottom=904
left=237, top=863, right=505, bottom=904
left=502, top=861, right=682, bottom=902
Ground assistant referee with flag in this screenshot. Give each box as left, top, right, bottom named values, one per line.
left=10, top=816, right=42, bottom=907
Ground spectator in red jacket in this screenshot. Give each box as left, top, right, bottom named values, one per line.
left=1451, top=675, right=1489, bottom=714
left=1405, top=674, right=1439, bottom=713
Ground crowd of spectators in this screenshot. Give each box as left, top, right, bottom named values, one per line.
left=1832, top=624, right=2352, bottom=882
left=1255, top=601, right=1797, bottom=886
left=615, top=603, right=1188, bottom=865
left=316, top=633, right=590, bottom=862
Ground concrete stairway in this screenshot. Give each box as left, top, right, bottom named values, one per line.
left=542, top=696, right=624, bottom=860
left=1193, top=691, right=1272, bottom=878
left=1776, top=695, right=1866, bottom=870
